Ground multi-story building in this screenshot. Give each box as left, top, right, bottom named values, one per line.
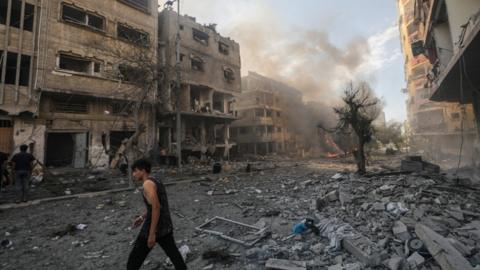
left=230, top=72, right=305, bottom=156
left=0, top=0, right=158, bottom=168
left=397, top=0, right=477, bottom=163
left=157, top=8, right=241, bottom=161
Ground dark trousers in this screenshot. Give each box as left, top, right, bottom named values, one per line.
left=15, top=170, right=29, bottom=201
left=127, top=233, right=187, bottom=270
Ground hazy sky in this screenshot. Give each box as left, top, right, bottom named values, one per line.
left=163, top=0, right=406, bottom=122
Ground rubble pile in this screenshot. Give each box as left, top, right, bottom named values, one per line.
left=191, top=159, right=480, bottom=269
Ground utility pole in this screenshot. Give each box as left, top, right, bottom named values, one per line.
left=175, top=0, right=182, bottom=170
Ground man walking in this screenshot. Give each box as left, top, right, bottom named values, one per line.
left=127, top=159, right=187, bottom=270
left=11, top=145, right=35, bottom=202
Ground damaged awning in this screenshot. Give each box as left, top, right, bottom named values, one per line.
left=430, top=18, right=480, bottom=103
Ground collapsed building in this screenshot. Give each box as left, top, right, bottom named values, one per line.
left=0, top=0, right=159, bottom=168
left=230, top=72, right=307, bottom=156
left=397, top=0, right=478, bottom=165
left=157, top=8, right=241, bottom=161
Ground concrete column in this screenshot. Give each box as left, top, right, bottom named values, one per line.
left=1, top=0, right=12, bottom=104
left=223, top=122, right=230, bottom=159
left=200, top=119, right=206, bottom=160
left=28, top=3, right=38, bottom=98
left=208, top=89, right=214, bottom=111
left=14, top=0, right=26, bottom=104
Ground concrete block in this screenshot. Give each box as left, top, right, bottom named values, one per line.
left=383, top=256, right=405, bottom=270
left=327, top=264, right=342, bottom=270
left=407, top=252, right=425, bottom=268
left=325, top=190, right=339, bottom=202
left=344, top=262, right=364, bottom=270
left=372, top=202, right=385, bottom=211
left=265, top=259, right=307, bottom=270
left=416, top=224, right=474, bottom=270
left=447, top=238, right=474, bottom=256
left=342, top=234, right=383, bottom=267
left=393, top=221, right=411, bottom=241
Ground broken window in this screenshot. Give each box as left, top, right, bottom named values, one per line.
left=223, top=67, right=235, bottom=83
left=0, top=0, right=33, bottom=30
left=59, top=54, right=91, bottom=73
left=191, top=55, right=204, bottom=72
left=0, top=50, right=30, bottom=85
left=118, top=64, right=144, bottom=83
left=9, top=0, right=21, bottom=28
left=23, top=2, right=34, bottom=31
left=112, top=102, right=134, bottom=116
left=5, top=52, right=18, bottom=84
left=276, top=111, right=281, bottom=117
left=19, top=54, right=30, bottom=86
left=62, top=4, right=105, bottom=31
left=255, top=126, right=264, bottom=135
left=118, top=0, right=149, bottom=12
left=52, top=97, right=88, bottom=114
left=192, top=29, right=209, bottom=45
left=0, top=0, right=7, bottom=25
left=219, top=42, right=229, bottom=55
left=87, top=13, right=104, bottom=30
left=451, top=112, right=460, bottom=120
left=117, top=23, right=149, bottom=46
left=254, top=108, right=264, bottom=118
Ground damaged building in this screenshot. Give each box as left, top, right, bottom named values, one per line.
left=230, top=72, right=306, bottom=156
left=0, top=0, right=158, bottom=168
left=411, top=0, right=480, bottom=176
left=397, top=0, right=478, bottom=165
left=157, top=8, right=241, bottom=161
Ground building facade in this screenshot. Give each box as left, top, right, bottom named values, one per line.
left=157, top=8, right=241, bottom=161
left=0, top=0, right=158, bottom=168
left=230, top=72, right=305, bottom=156
left=397, top=0, right=477, bottom=164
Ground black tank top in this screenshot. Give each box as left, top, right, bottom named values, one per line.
left=140, top=178, right=173, bottom=237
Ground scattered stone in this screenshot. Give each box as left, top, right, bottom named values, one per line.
left=416, top=224, right=474, bottom=270
left=372, top=202, right=385, bottom=211
left=265, top=259, right=307, bottom=270
left=344, top=262, right=364, bottom=270
left=392, top=221, right=411, bottom=241
left=325, top=190, right=339, bottom=202
left=383, top=256, right=405, bottom=270
left=407, top=252, right=425, bottom=269
left=327, top=264, right=343, bottom=270
left=310, top=243, right=325, bottom=254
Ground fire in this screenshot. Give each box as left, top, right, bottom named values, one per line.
left=326, top=152, right=339, bottom=158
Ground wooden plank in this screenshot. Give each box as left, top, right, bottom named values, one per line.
left=265, top=259, right=307, bottom=270
left=415, top=224, right=474, bottom=270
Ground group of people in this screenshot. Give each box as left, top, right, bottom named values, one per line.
left=0, top=144, right=36, bottom=203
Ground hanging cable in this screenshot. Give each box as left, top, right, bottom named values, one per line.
left=456, top=56, right=466, bottom=176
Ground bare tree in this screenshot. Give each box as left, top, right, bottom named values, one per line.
left=322, top=81, right=381, bottom=174
left=87, top=38, right=170, bottom=187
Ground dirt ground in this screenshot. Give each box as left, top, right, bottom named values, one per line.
left=1, top=155, right=479, bottom=270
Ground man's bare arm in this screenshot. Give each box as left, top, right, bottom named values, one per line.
left=144, top=180, right=161, bottom=239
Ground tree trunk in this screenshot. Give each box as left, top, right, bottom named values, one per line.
left=356, top=141, right=366, bottom=175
